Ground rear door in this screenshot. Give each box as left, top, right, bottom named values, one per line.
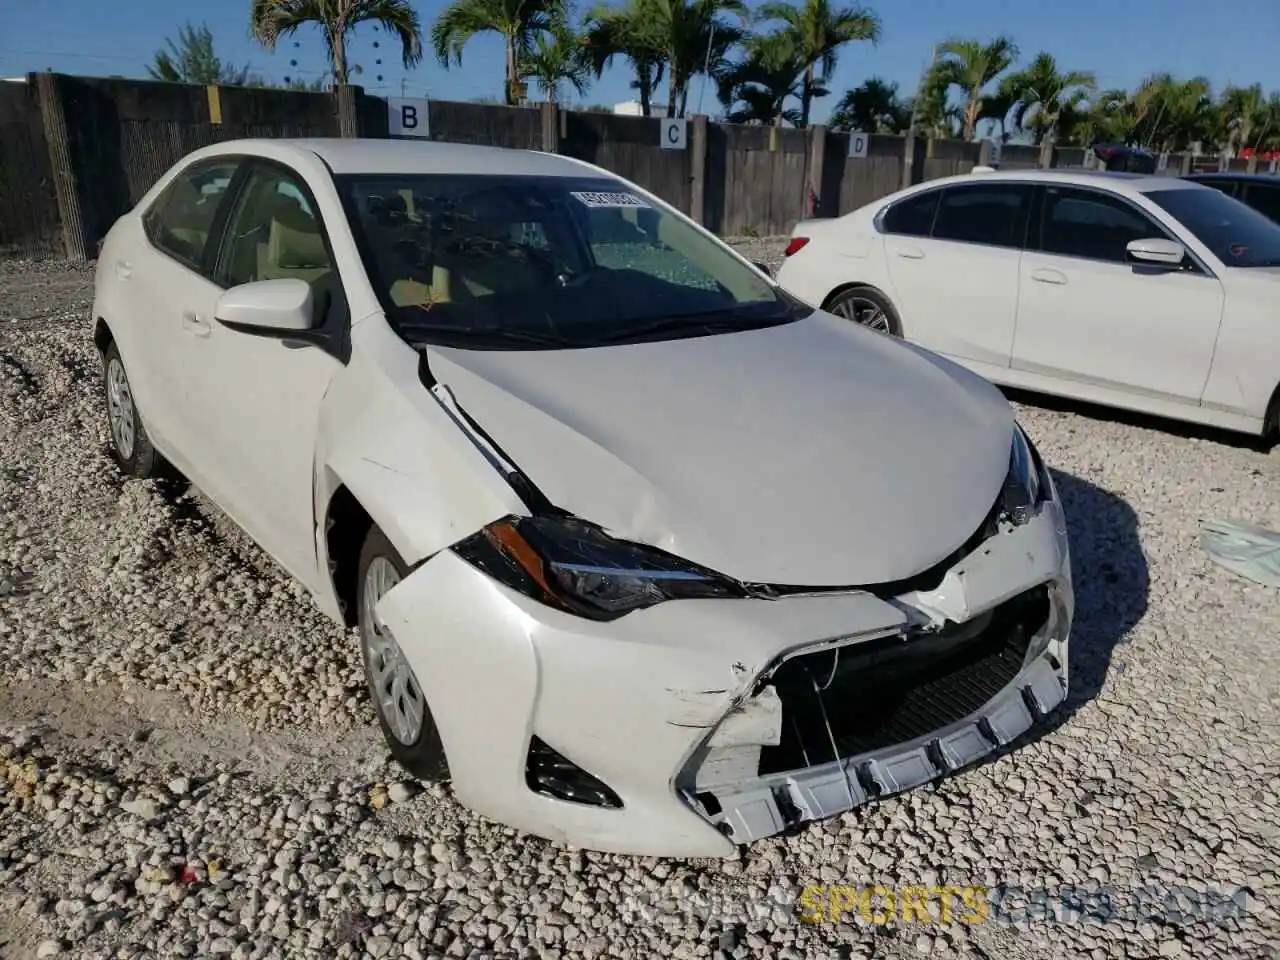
left=1012, top=184, right=1225, bottom=403
left=121, top=157, right=243, bottom=471
left=882, top=181, right=1033, bottom=367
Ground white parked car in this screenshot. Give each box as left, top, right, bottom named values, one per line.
left=92, top=138, right=1073, bottom=857
left=776, top=169, right=1280, bottom=440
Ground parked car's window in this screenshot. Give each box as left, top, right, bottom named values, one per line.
left=1038, top=187, right=1164, bottom=263
left=219, top=165, right=334, bottom=297
left=143, top=160, right=239, bottom=269
left=1192, top=178, right=1238, bottom=198
left=881, top=190, right=939, bottom=237
left=1242, top=183, right=1280, bottom=224
left=931, top=184, right=1032, bottom=248
left=1147, top=187, right=1280, bottom=267
left=338, top=173, right=804, bottom=350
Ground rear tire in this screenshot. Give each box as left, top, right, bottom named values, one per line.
left=825, top=287, right=902, bottom=337
left=357, top=526, right=450, bottom=781
left=101, top=342, right=161, bottom=479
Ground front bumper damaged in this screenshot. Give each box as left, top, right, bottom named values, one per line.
left=375, top=498, right=1072, bottom=858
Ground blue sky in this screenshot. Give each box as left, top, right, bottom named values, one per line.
left=3, top=0, right=1279, bottom=124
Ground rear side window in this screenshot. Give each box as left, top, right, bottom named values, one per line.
left=932, top=183, right=1032, bottom=248
left=1194, top=178, right=1238, bottom=198
left=143, top=160, right=239, bottom=270
left=881, top=190, right=939, bottom=237
left=1242, top=183, right=1280, bottom=224
left=1038, top=187, right=1165, bottom=263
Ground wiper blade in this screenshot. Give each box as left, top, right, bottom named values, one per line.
left=400, top=320, right=583, bottom=349
left=592, top=308, right=788, bottom=345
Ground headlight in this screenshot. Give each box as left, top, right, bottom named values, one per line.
left=452, top=516, right=745, bottom=620
left=1001, top=424, right=1047, bottom=523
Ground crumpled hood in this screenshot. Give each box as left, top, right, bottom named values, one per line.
left=428, top=311, right=1015, bottom=586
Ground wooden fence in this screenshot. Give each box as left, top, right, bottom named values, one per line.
left=0, top=72, right=1273, bottom=260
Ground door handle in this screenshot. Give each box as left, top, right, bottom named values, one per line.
left=114, top=260, right=132, bottom=280
left=1030, top=268, right=1067, bottom=285
left=181, top=312, right=211, bottom=338
left=895, top=246, right=925, bottom=260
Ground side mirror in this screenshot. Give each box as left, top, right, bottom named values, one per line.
left=215, top=278, right=314, bottom=336
left=1126, top=237, right=1187, bottom=266
left=752, top=260, right=773, bottom=277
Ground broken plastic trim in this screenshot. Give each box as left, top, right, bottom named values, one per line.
left=525, top=735, right=624, bottom=808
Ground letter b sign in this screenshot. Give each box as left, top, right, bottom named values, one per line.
left=389, top=98, right=430, bottom=138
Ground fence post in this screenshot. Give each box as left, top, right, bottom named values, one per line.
left=335, top=84, right=360, bottom=137
left=34, top=72, right=88, bottom=262
left=900, top=135, right=916, bottom=189
left=540, top=101, right=559, bottom=153
left=690, top=114, right=708, bottom=225
left=806, top=124, right=826, bottom=217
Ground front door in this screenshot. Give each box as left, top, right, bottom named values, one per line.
left=175, top=160, right=349, bottom=589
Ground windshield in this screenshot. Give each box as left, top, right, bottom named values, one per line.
left=1146, top=187, right=1280, bottom=267
left=337, top=173, right=804, bottom=349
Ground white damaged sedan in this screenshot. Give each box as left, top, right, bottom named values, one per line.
left=92, top=138, right=1073, bottom=857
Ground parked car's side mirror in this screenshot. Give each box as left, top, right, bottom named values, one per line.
left=215, top=279, right=315, bottom=337
left=752, top=260, right=773, bottom=277
left=1126, top=238, right=1187, bottom=267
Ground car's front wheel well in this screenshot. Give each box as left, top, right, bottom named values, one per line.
left=325, top=485, right=374, bottom=628
left=93, top=318, right=114, bottom=355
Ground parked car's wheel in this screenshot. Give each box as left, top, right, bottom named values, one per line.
left=101, top=341, right=161, bottom=478
left=825, top=287, right=902, bottom=336
left=357, top=526, right=450, bottom=781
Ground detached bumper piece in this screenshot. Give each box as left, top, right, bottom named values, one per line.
left=688, top=586, right=1067, bottom=844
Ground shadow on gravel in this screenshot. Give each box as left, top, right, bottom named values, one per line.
left=1049, top=467, right=1149, bottom=719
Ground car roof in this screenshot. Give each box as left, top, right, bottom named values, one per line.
left=1184, top=171, right=1280, bottom=184
left=193, top=137, right=600, bottom=179
left=903, top=167, right=1202, bottom=198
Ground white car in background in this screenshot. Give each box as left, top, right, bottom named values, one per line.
left=92, top=138, right=1073, bottom=857
left=776, top=169, right=1280, bottom=440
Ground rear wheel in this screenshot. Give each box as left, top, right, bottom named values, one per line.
left=357, top=526, right=449, bottom=781
left=102, top=342, right=162, bottom=478
left=825, top=287, right=901, bottom=337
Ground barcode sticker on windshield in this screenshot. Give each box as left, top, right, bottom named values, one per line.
left=570, top=191, right=649, bottom=208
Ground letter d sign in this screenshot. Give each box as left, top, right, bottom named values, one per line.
left=389, top=98, right=431, bottom=138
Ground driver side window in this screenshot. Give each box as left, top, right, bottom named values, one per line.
left=218, top=165, right=334, bottom=295
left=1038, top=187, right=1166, bottom=263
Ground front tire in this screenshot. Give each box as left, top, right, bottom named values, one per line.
left=101, top=341, right=161, bottom=478
left=825, top=287, right=902, bottom=337
left=357, top=526, right=449, bottom=781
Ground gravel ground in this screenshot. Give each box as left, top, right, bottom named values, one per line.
left=1, top=253, right=1278, bottom=960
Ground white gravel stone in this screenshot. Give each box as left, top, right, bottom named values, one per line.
left=0, top=256, right=1277, bottom=960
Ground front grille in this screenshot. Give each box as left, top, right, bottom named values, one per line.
left=758, top=586, right=1049, bottom=775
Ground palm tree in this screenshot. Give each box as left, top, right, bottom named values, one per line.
left=1007, top=52, right=1096, bottom=144
left=432, top=0, right=564, bottom=105
left=250, top=0, right=424, bottom=87
left=1219, top=83, right=1267, bottom=154
left=582, top=0, right=665, bottom=116
left=717, top=34, right=805, bottom=125
left=150, top=22, right=251, bottom=85
left=910, top=63, right=961, bottom=138
left=520, top=21, right=591, bottom=103
left=645, top=0, right=745, bottom=118
left=976, top=74, right=1020, bottom=142
left=755, top=0, right=880, bottom=128
left=829, top=77, right=907, bottom=133
left=933, top=35, right=1018, bottom=140
left=1132, top=73, right=1215, bottom=152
